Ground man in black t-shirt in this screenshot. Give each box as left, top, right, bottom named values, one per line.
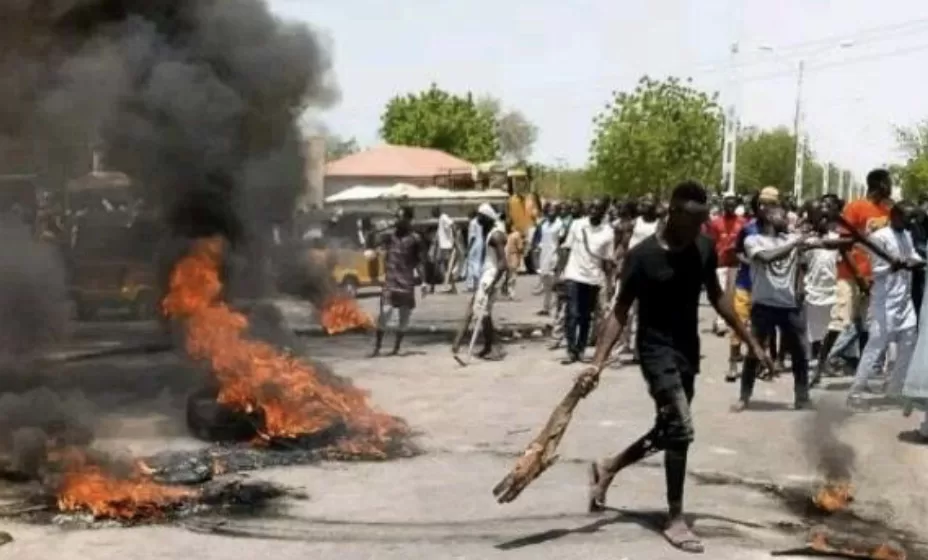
left=576, top=181, right=773, bottom=554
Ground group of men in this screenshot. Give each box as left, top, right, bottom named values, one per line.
left=364, top=172, right=928, bottom=553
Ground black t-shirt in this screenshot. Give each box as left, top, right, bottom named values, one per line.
left=617, top=234, right=720, bottom=387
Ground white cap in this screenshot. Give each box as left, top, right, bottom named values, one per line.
left=477, top=203, right=498, bottom=220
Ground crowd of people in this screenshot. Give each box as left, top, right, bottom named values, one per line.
left=366, top=172, right=928, bottom=552
left=369, top=170, right=928, bottom=446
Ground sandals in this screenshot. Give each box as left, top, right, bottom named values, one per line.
left=663, top=519, right=705, bottom=554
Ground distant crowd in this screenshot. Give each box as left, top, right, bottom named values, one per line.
left=367, top=171, right=928, bottom=445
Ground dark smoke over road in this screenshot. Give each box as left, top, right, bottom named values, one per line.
left=803, top=400, right=856, bottom=481
left=0, top=0, right=338, bottom=477
left=1, top=0, right=337, bottom=242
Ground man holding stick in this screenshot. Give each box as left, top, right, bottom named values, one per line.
left=577, top=181, right=773, bottom=553
left=452, top=204, right=508, bottom=362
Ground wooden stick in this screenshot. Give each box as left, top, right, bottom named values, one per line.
left=492, top=375, right=597, bottom=504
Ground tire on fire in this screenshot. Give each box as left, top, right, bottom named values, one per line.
left=186, top=386, right=264, bottom=442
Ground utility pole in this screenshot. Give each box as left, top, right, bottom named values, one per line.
left=822, top=161, right=830, bottom=195
left=837, top=168, right=846, bottom=200
left=792, top=60, right=805, bottom=201
left=721, top=42, right=740, bottom=196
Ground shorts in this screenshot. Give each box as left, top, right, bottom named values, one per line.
left=730, top=287, right=751, bottom=347
left=472, top=269, right=498, bottom=316
left=716, top=267, right=735, bottom=293
left=830, top=278, right=868, bottom=331
left=640, top=356, right=696, bottom=446
left=805, top=302, right=833, bottom=344
left=378, top=290, right=415, bottom=330
left=385, top=290, right=416, bottom=310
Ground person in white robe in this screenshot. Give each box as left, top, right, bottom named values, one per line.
left=536, top=204, right=564, bottom=316
left=849, top=202, right=924, bottom=409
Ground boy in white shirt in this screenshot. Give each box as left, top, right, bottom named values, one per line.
left=560, top=199, right=614, bottom=364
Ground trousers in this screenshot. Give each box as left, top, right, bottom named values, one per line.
left=741, top=303, right=809, bottom=402
left=851, top=323, right=917, bottom=397
left=564, top=280, right=600, bottom=357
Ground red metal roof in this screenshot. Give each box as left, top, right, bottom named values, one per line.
left=325, top=144, right=474, bottom=178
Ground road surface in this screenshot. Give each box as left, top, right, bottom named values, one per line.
left=2, top=285, right=927, bottom=559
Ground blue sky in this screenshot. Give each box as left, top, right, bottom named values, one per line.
left=269, top=0, right=928, bottom=178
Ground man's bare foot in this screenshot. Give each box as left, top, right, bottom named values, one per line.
left=663, top=516, right=704, bottom=553
left=587, top=462, right=608, bottom=513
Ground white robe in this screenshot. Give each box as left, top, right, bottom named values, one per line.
left=904, top=238, right=928, bottom=403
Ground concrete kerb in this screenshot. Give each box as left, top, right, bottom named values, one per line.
left=293, top=322, right=554, bottom=341
left=46, top=322, right=554, bottom=363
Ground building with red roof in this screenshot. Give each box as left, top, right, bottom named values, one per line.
left=324, top=144, right=475, bottom=198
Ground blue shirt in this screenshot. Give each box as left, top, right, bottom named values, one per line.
left=734, top=219, right=759, bottom=291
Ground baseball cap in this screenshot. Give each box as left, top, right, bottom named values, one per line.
left=759, top=187, right=780, bottom=204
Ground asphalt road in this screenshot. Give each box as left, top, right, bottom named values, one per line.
left=3, top=285, right=928, bottom=559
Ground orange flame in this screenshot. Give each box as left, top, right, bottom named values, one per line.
left=808, top=530, right=907, bottom=560
left=162, top=237, right=406, bottom=447
left=320, top=295, right=374, bottom=335
left=53, top=448, right=197, bottom=520
left=813, top=480, right=854, bottom=513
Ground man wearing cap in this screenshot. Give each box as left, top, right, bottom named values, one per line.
left=452, top=203, right=508, bottom=360
left=726, top=187, right=779, bottom=381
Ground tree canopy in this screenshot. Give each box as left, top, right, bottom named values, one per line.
left=736, top=126, right=824, bottom=198
left=589, top=76, right=723, bottom=197
left=380, top=84, right=498, bottom=163
left=891, top=121, right=928, bottom=199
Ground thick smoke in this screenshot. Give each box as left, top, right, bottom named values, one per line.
left=802, top=400, right=856, bottom=481
left=0, top=219, right=84, bottom=478
left=1, top=0, right=337, bottom=264
left=0, top=0, right=338, bottom=477
left=0, top=221, right=70, bottom=365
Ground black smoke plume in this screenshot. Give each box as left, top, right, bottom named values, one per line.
left=0, top=219, right=85, bottom=478
left=0, top=0, right=338, bottom=477
left=1, top=0, right=337, bottom=255
left=802, top=400, right=856, bottom=481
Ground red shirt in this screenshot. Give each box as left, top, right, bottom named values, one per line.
left=707, top=214, right=745, bottom=268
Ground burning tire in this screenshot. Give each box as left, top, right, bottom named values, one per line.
left=186, top=386, right=264, bottom=443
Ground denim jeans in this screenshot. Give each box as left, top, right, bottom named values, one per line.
left=741, top=303, right=809, bottom=402
left=564, top=280, right=600, bottom=358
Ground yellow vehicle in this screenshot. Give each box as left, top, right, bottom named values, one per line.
left=68, top=213, right=163, bottom=320
left=305, top=240, right=385, bottom=298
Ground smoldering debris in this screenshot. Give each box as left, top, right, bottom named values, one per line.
left=802, top=400, right=856, bottom=482
left=0, top=389, right=96, bottom=479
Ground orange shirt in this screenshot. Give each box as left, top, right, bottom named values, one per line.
left=837, top=199, right=891, bottom=281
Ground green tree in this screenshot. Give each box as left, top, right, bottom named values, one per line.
left=892, top=121, right=928, bottom=199
left=589, top=76, right=723, bottom=197
left=534, top=165, right=594, bottom=198
left=736, top=126, right=821, bottom=199
left=380, top=84, right=498, bottom=162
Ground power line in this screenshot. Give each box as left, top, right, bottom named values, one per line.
left=737, top=41, right=928, bottom=84
left=694, top=17, right=928, bottom=74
